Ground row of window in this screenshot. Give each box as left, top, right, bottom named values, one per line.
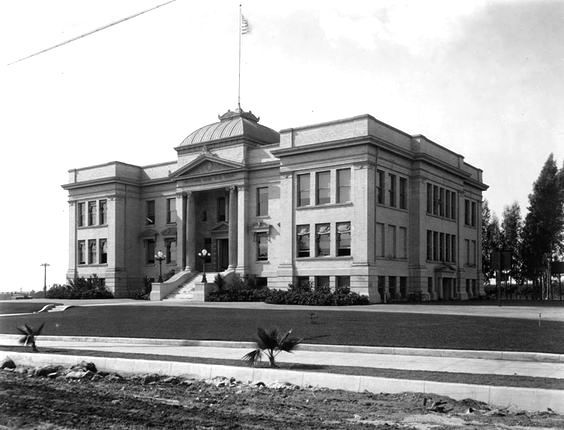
left=296, top=222, right=351, bottom=258
left=376, top=170, right=408, bottom=209
left=426, top=230, right=457, bottom=263
left=146, top=198, right=177, bottom=225
left=464, top=238, right=477, bottom=266
left=78, top=239, right=107, bottom=265
left=145, top=238, right=177, bottom=264
left=378, top=275, right=409, bottom=299
left=464, top=199, right=477, bottom=227
left=375, top=223, right=407, bottom=259
left=297, top=169, right=351, bottom=207
left=77, top=200, right=107, bottom=227
left=296, top=275, right=351, bottom=290
left=426, top=184, right=456, bottom=220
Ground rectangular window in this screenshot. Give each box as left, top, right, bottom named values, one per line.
left=451, top=235, right=457, bottom=262
left=99, top=238, right=107, bottom=264
left=451, top=192, right=457, bottom=219
left=378, top=276, right=386, bottom=298
left=465, top=199, right=470, bottom=225
left=465, top=239, right=470, bottom=265
left=166, top=198, right=176, bottom=224
left=389, top=276, right=396, bottom=295
left=336, top=222, right=351, bottom=256
left=297, top=277, right=310, bottom=290
left=433, top=231, right=438, bottom=261
left=399, top=177, right=407, bottom=209
left=297, top=174, right=310, bottom=207
left=87, top=201, right=96, bottom=226
left=146, top=239, right=156, bottom=264
left=471, top=201, right=477, bottom=227
left=471, top=240, right=477, bottom=265
left=388, top=173, right=396, bottom=207
left=315, top=223, right=330, bottom=256
left=316, top=171, right=331, bottom=204
left=445, top=190, right=451, bottom=219
left=426, top=230, right=432, bottom=260
left=439, top=232, right=444, bottom=261
left=377, top=170, right=385, bottom=204
left=315, top=276, right=330, bottom=290
left=376, top=222, right=385, bottom=257
left=88, top=239, right=97, bottom=264
left=77, top=202, right=85, bottom=227
left=426, top=183, right=432, bottom=213
left=428, top=277, right=433, bottom=294
left=256, top=187, right=269, bottom=216
left=336, top=276, right=350, bottom=291
left=217, top=197, right=226, bottom=222
left=256, top=232, right=268, bottom=261
left=165, top=238, right=176, bottom=264
left=388, top=225, right=397, bottom=258
left=78, top=240, right=86, bottom=265
left=337, top=169, right=351, bottom=203
left=400, top=277, right=407, bottom=299
left=433, top=185, right=439, bottom=215
left=399, top=227, right=407, bottom=259
left=439, top=188, right=445, bottom=217
left=146, top=200, right=155, bottom=225
left=445, top=234, right=451, bottom=262
left=99, top=200, right=107, bottom=225
left=296, top=225, right=310, bottom=257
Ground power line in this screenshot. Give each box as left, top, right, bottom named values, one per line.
left=7, top=0, right=177, bottom=66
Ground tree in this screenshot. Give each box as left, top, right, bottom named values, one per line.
left=242, top=328, right=302, bottom=368
left=520, top=154, right=564, bottom=297
left=481, top=199, right=501, bottom=283
left=500, top=202, right=523, bottom=286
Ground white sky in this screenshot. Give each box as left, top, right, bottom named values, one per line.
left=0, top=0, right=562, bottom=292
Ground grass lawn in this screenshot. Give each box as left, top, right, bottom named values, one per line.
left=0, top=302, right=61, bottom=314
left=1, top=305, right=563, bottom=354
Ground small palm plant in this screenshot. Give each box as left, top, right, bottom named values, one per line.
left=242, top=327, right=302, bottom=368
left=17, top=323, right=45, bottom=352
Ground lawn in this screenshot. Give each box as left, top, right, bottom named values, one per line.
left=0, top=302, right=61, bottom=314
left=1, top=305, right=563, bottom=353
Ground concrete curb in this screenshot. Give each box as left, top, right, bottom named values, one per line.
left=1, top=334, right=562, bottom=363
left=3, top=351, right=563, bottom=414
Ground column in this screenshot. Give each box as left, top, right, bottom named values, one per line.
left=67, top=200, right=77, bottom=280
left=236, top=184, right=248, bottom=274
left=228, top=186, right=238, bottom=270
left=185, top=191, right=196, bottom=272
left=175, top=191, right=186, bottom=272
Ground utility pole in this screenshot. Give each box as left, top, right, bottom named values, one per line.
left=40, top=263, right=50, bottom=298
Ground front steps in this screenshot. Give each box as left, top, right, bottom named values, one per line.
left=163, top=272, right=219, bottom=302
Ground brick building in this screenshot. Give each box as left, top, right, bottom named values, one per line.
left=63, top=108, right=487, bottom=301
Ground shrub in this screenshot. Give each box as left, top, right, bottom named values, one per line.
left=207, top=274, right=269, bottom=302
left=265, top=287, right=369, bottom=306
left=46, top=276, right=113, bottom=299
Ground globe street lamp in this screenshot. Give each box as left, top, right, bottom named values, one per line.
left=198, top=249, right=209, bottom=283
left=155, top=250, right=166, bottom=283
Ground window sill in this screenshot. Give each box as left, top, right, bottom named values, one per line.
left=78, top=224, right=108, bottom=230
left=296, top=202, right=353, bottom=211
left=255, top=215, right=271, bottom=220
left=376, top=204, right=409, bottom=212
left=78, top=264, right=108, bottom=267
left=426, top=212, right=457, bottom=222
left=296, top=256, right=353, bottom=261
left=256, top=260, right=270, bottom=264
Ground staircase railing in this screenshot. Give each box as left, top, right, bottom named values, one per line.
left=150, top=271, right=198, bottom=301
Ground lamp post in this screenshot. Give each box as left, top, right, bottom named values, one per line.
left=154, top=250, right=165, bottom=283
left=198, top=249, right=209, bottom=283
left=40, top=263, right=50, bottom=298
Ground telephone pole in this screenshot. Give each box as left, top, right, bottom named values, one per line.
left=40, top=263, right=50, bottom=298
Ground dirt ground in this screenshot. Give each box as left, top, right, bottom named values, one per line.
left=1, top=367, right=563, bottom=430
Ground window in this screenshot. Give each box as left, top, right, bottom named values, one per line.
left=316, top=171, right=330, bottom=204
left=433, top=185, right=439, bottom=215
left=388, top=225, right=397, bottom=258
left=297, top=174, right=310, bottom=207
left=296, top=225, right=310, bottom=257
left=399, top=227, right=407, bottom=259
left=433, top=231, right=438, bottom=261
left=315, top=276, right=330, bottom=290
left=217, top=197, right=226, bottom=222
left=257, top=187, right=269, bottom=216
left=336, top=276, right=350, bottom=291
left=88, top=201, right=96, bottom=226
left=471, top=201, right=477, bottom=227
left=256, top=232, right=268, bottom=261
left=400, top=277, right=407, bottom=299
left=165, top=238, right=176, bottom=264
left=451, top=192, right=457, bottom=219
left=377, top=170, right=385, bottom=204
left=315, top=223, right=330, bottom=256
left=87, top=239, right=96, bottom=264
left=99, top=239, right=107, bottom=264
left=439, top=188, right=445, bottom=217
left=337, top=169, right=351, bottom=203
left=99, top=200, right=107, bottom=225
left=77, top=202, right=85, bottom=227
left=399, top=177, right=407, bottom=209
left=388, top=173, right=396, bottom=207
left=465, top=239, right=470, bottom=265
left=336, top=222, right=351, bottom=256
left=146, top=239, right=156, bottom=264
left=451, top=235, right=457, bottom=262
left=439, top=232, right=444, bottom=261
left=78, top=240, right=86, bottom=264
left=445, top=234, right=451, bottom=262
left=426, top=184, right=432, bottom=213
left=445, top=190, right=451, bottom=219
left=389, top=276, right=396, bottom=295
left=426, top=230, right=432, bottom=260
left=146, top=200, right=155, bottom=225
left=471, top=240, right=477, bottom=265
left=297, top=277, right=310, bottom=290
left=464, top=200, right=470, bottom=225
left=166, top=198, right=176, bottom=224
left=376, top=223, right=385, bottom=257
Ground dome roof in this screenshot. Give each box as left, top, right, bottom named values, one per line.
left=180, top=108, right=279, bottom=146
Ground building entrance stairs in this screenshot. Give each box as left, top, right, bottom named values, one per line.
left=163, top=272, right=219, bottom=302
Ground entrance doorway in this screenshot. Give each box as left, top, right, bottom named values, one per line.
left=217, top=238, right=229, bottom=271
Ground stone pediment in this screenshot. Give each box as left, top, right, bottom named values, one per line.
left=210, top=221, right=229, bottom=234
left=170, top=152, right=243, bottom=178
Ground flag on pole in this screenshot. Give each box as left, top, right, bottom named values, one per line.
left=241, top=14, right=250, bottom=34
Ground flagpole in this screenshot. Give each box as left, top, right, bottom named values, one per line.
left=238, top=4, right=242, bottom=110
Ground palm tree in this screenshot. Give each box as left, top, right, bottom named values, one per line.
left=17, top=323, right=45, bottom=352
left=242, top=327, right=302, bottom=368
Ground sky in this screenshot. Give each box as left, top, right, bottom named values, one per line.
left=0, top=0, right=562, bottom=292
